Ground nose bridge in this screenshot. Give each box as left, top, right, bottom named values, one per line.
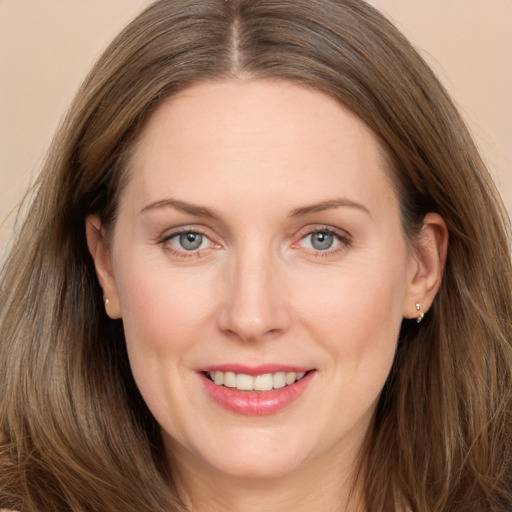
left=219, top=239, right=289, bottom=341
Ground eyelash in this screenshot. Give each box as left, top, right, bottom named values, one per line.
left=294, top=226, right=352, bottom=257
left=158, top=227, right=217, bottom=259
left=158, top=225, right=352, bottom=259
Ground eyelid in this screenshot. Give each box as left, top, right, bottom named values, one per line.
left=159, top=225, right=208, bottom=241
left=157, top=225, right=221, bottom=257
left=295, top=224, right=352, bottom=241
left=156, top=223, right=351, bottom=259
left=292, top=224, right=352, bottom=254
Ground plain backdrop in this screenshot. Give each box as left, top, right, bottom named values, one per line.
left=1, top=0, right=511, bottom=260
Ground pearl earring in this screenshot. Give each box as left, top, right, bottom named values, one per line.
left=415, top=302, right=424, bottom=324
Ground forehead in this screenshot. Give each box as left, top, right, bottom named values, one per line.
left=123, top=79, right=398, bottom=218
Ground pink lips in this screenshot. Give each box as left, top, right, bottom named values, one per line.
left=198, top=364, right=315, bottom=416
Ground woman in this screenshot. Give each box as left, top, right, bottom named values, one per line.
left=1, top=0, right=510, bottom=511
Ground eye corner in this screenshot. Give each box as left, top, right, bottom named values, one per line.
left=156, top=226, right=222, bottom=260
left=293, top=225, right=352, bottom=257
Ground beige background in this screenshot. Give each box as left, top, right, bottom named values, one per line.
left=1, top=1, right=511, bottom=261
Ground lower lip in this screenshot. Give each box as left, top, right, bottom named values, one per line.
left=200, top=371, right=315, bottom=416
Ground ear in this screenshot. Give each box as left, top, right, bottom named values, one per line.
left=402, top=212, right=448, bottom=320
left=85, top=214, right=122, bottom=319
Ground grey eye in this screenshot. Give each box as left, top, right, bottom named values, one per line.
left=310, top=232, right=334, bottom=250
left=179, top=232, right=204, bottom=250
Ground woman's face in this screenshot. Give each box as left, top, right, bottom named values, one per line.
left=94, top=80, right=425, bottom=482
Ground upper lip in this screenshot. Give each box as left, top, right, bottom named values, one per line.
left=197, top=363, right=313, bottom=376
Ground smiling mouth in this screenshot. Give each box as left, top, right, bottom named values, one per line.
left=204, top=370, right=309, bottom=392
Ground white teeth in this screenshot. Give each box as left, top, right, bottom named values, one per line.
left=254, top=374, right=273, bottom=391
left=236, top=373, right=254, bottom=391
left=273, top=372, right=286, bottom=389
left=207, top=370, right=308, bottom=391
left=285, top=372, right=297, bottom=385
left=224, top=371, right=237, bottom=388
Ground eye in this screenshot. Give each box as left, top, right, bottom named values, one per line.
left=165, top=230, right=211, bottom=253
left=305, top=231, right=337, bottom=251
left=295, top=227, right=351, bottom=255
left=175, top=232, right=206, bottom=250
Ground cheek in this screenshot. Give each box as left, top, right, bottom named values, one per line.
left=292, top=251, right=407, bottom=385
left=113, top=261, right=220, bottom=431
left=298, top=266, right=405, bottom=428
left=115, top=260, right=217, bottom=361
left=297, top=263, right=405, bottom=343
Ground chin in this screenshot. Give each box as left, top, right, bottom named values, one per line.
left=168, top=427, right=312, bottom=481
left=205, top=451, right=305, bottom=481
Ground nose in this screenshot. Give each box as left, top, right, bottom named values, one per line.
left=217, top=245, right=291, bottom=342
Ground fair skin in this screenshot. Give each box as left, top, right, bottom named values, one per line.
left=87, top=80, right=447, bottom=512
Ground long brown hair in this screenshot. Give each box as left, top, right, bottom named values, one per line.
left=1, top=1, right=511, bottom=510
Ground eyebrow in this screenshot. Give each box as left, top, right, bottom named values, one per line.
left=140, top=198, right=219, bottom=219
left=140, top=197, right=370, bottom=219
left=289, top=198, right=371, bottom=218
